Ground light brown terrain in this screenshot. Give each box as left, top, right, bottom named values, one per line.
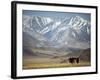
left=23, top=48, right=91, bottom=69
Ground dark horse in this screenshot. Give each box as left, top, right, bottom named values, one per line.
left=68, top=57, right=80, bottom=64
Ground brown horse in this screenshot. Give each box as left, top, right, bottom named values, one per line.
left=68, top=57, right=80, bottom=64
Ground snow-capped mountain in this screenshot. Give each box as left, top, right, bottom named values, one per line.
left=23, top=15, right=90, bottom=49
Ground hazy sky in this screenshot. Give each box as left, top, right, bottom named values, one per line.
left=23, top=10, right=91, bottom=22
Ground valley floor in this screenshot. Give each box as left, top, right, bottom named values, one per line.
left=23, top=58, right=90, bottom=69
left=23, top=48, right=91, bottom=69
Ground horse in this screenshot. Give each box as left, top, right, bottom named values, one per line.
left=68, top=57, right=80, bottom=64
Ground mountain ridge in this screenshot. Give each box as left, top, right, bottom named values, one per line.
left=23, top=15, right=90, bottom=50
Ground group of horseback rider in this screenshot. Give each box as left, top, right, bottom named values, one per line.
left=68, top=57, right=80, bottom=64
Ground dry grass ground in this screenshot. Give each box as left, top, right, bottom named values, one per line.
left=23, top=58, right=90, bottom=69
left=23, top=48, right=90, bottom=69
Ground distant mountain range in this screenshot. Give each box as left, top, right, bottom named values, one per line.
left=23, top=15, right=91, bottom=51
